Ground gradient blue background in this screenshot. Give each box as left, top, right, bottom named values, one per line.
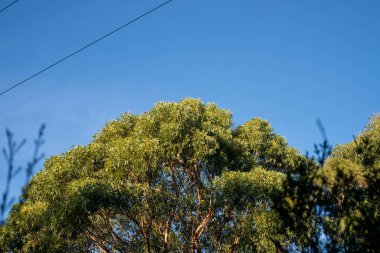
left=1, top=0, right=379, bottom=202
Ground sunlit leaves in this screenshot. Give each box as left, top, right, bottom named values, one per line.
left=1, top=99, right=378, bottom=252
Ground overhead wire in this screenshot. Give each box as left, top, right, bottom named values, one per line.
left=0, top=0, right=174, bottom=97
left=0, top=0, right=19, bottom=14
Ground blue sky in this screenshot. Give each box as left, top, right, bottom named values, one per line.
left=0, top=0, right=379, bottom=199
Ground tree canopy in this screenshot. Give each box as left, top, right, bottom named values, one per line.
left=0, top=99, right=379, bottom=252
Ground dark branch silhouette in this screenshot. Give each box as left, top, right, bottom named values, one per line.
left=306, top=118, right=333, bottom=166
left=0, top=125, right=45, bottom=224
left=25, top=124, right=46, bottom=183
left=314, top=118, right=332, bottom=165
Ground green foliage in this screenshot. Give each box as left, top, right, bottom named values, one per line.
left=0, top=99, right=378, bottom=252
left=314, top=115, right=380, bottom=252
left=213, top=167, right=288, bottom=252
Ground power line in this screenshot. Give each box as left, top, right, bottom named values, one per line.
left=0, top=0, right=19, bottom=14
left=0, top=0, right=174, bottom=97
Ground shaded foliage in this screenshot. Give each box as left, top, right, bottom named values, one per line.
left=314, top=115, right=380, bottom=252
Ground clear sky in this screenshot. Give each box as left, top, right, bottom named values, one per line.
left=0, top=0, right=379, bottom=199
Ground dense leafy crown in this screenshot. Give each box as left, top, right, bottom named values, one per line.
left=0, top=99, right=379, bottom=253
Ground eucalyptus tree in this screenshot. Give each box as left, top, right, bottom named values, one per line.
left=0, top=99, right=378, bottom=252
